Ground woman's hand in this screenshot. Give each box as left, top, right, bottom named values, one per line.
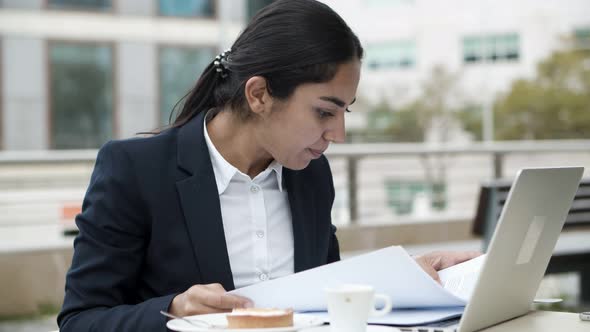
left=414, top=251, right=481, bottom=284
left=169, top=283, right=253, bottom=317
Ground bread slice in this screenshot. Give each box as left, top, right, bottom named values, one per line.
left=226, top=308, right=294, bottom=328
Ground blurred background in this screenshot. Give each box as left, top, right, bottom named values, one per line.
left=0, top=0, right=589, bottom=330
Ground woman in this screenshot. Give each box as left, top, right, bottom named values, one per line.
left=58, top=1, right=478, bottom=331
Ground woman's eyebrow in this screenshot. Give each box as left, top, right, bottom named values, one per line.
left=319, top=96, right=357, bottom=108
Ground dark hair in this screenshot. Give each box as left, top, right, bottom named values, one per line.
left=168, top=0, right=364, bottom=127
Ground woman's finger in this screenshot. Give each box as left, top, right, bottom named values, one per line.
left=193, top=286, right=253, bottom=309
left=415, top=256, right=441, bottom=284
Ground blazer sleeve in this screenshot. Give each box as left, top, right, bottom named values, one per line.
left=326, top=158, right=341, bottom=264
left=57, top=141, right=175, bottom=332
left=327, top=224, right=340, bottom=263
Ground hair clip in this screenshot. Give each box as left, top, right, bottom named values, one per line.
left=213, top=48, right=232, bottom=79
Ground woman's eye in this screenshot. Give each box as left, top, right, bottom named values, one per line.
left=316, top=109, right=334, bottom=118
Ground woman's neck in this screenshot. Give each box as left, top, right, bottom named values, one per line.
left=206, top=110, right=273, bottom=179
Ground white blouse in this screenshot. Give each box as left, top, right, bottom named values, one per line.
left=203, top=118, right=294, bottom=289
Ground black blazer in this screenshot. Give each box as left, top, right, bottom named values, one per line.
left=57, top=112, right=340, bottom=332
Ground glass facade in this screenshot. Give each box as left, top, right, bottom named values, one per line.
left=50, top=43, right=113, bottom=149
left=47, top=0, right=112, bottom=11
left=0, top=41, right=2, bottom=150
left=247, top=0, right=274, bottom=21
left=574, top=27, right=590, bottom=48
left=159, top=0, right=214, bottom=17
left=463, top=33, right=519, bottom=64
left=159, top=46, right=216, bottom=125
left=366, top=41, right=416, bottom=70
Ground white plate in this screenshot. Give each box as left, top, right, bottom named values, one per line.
left=302, top=326, right=401, bottom=332
left=166, top=313, right=325, bottom=332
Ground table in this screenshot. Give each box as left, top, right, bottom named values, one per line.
left=480, top=310, right=588, bottom=331
left=47, top=311, right=588, bottom=332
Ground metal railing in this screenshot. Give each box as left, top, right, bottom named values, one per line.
left=325, top=139, right=590, bottom=224
left=1, top=139, right=589, bottom=227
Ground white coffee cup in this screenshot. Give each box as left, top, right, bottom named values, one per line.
left=325, top=284, right=393, bottom=332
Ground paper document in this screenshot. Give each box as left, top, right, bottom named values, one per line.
left=439, top=254, right=486, bottom=301
left=230, top=246, right=467, bottom=311
left=308, top=307, right=464, bottom=326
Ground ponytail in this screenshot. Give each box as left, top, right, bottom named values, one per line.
left=163, top=0, right=363, bottom=130
left=169, top=62, right=220, bottom=128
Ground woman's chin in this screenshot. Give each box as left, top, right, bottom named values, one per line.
left=283, top=158, right=311, bottom=171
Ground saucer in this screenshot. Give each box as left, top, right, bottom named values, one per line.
left=301, top=325, right=401, bottom=332
left=167, top=313, right=324, bottom=332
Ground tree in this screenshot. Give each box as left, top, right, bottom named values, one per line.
left=366, top=66, right=470, bottom=214
left=379, top=65, right=468, bottom=143
left=456, top=103, right=483, bottom=141
left=494, top=49, right=590, bottom=140
left=364, top=98, right=422, bottom=142
left=387, top=105, right=423, bottom=142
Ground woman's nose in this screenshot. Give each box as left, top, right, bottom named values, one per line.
left=323, top=115, right=346, bottom=143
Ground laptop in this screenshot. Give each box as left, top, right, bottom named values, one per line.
left=399, top=167, right=584, bottom=332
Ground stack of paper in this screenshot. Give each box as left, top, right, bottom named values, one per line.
left=230, top=246, right=486, bottom=325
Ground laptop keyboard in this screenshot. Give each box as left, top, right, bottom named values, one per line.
left=397, top=317, right=460, bottom=332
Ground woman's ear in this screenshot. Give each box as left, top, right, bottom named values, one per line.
left=244, top=76, right=273, bottom=116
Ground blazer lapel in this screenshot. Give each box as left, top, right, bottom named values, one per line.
left=175, top=112, right=235, bottom=290
left=284, top=169, right=317, bottom=273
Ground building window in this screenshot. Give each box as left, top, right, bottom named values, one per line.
left=463, top=33, right=519, bottom=64
left=0, top=41, right=2, bottom=150
left=47, top=0, right=112, bottom=11
left=385, top=180, right=446, bottom=215
left=366, top=41, right=416, bottom=70
left=159, top=46, right=216, bottom=125
left=50, top=43, right=114, bottom=149
left=463, top=37, right=483, bottom=63
left=574, top=27, right=590, bottom=49
left=159, top=0, right=214, bottom=18
left=247, top=0, right=275, bottom=21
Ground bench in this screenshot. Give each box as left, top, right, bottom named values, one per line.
left=472, top=177, right=590, bottom=305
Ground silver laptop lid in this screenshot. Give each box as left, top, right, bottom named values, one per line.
left=458, top=167, right=584, bottom=332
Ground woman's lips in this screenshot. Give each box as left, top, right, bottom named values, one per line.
left=308, top=148, right=324, bottom=158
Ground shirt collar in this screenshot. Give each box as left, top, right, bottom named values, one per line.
left=267, top=160, right=284, bottom=192
left=203, top=115, right=284, bottom=195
